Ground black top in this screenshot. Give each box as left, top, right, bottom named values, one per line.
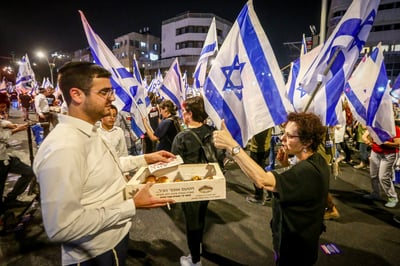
left=271, top=152, right=330, bottom=265
left=171, top=124, right=215, bottom=164
left=154, top=116, right=180, bottom=152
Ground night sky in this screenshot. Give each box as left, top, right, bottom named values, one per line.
left=0, top=0, right=322, bottom=68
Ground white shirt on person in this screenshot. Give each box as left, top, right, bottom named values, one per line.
left=33, top=114, right=147, bottom=265
left=98, top=123, right=129, bottom=157
left=34, top=92, right=50, bottom=115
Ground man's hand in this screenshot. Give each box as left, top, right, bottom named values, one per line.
left=133, top=183, right=175, bottom=208
left=144, top=150, right=176, bottom=164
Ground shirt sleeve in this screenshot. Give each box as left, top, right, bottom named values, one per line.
left=33, top=145, right=136, bottom=243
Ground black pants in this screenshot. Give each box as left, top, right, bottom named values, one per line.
left=0, top=157, right=34, bottom=212
left=67, top=234, right=129, bottom=266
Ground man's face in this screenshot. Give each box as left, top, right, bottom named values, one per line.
left=83, top=77, right=115, bottom=122
left=101, top=109, right=117, bottom=129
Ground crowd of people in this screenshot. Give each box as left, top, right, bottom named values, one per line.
left=1, top=61, right=400, bottom=265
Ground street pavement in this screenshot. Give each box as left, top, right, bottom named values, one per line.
left=1, top=106, right=400, bottom=266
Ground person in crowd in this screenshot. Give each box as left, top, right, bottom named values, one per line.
left=18, top=90, right=33, bottom=121
left=334, top=124, right=352, bottom=164
left=99, top=104, right=128, bottom=157
left=0, top=92, right=10, bottom=119
left=362, top=127, right=400, bottom=208
left=353, top=121, right=370, bottom=169
left=213, top=112, right=329, bottom=266
left=0, top=93, right=34, bottom=216
left=142, top=99, right=180, bottom=152
left=46, top=86, right=60, bottom=127
left=246, top=128, right=273, bottom=205
left=34, top=87, right=51, bottom=138
left=143, top=92, right=160, bottom=153
left=114, top=110, right=140, bottom=155
left=33, top=61, right=175, bottom=266
left=171, top=96, right=219, bottom=266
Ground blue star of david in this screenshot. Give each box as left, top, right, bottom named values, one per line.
left=221, top=55, right=245, bottom=100
left=296, top=86, right=307, bottom=98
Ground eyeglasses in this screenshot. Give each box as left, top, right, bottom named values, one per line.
left=94, top=88, right=115, bottom=98
left=282, top=131, right=300, bottom=139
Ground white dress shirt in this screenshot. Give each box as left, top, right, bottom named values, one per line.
left=34, top=93, right=50, bottom=115
left=33, top=114, right=147, bottom=265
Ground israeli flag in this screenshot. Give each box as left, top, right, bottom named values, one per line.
left=299, top=0, right=379, bottom=125
left=286, top=35, right=322, bottom=112
left=389, top=74, right=400, bottom=99
left=193, top=17, right=218, bottom=91
left=147, top=69, right=163, bottom=94
left=159, top=57, right=184, bottom=110
left=79, top=11, right=147, bottom=138
left=203, top=0, right=293, bottom=146
left=344, top=43, right=395, bottom=144
left=16, top=54, right=36, bottom=91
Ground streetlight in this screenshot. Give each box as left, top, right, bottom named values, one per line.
left=37, top=51, right=57, bottom=87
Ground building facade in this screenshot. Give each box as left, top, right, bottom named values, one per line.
left=112, top=28, right=160, bottom=75
left=149, top=12, right=232, bottom=84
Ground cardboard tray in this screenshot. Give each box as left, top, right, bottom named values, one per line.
left=124, top=163, right=226, bottom=203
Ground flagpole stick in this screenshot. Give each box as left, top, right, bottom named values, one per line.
left=304, top=48, right=342, bottom=112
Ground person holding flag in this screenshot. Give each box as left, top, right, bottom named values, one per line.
left=213, top=112, right=329, bottom=265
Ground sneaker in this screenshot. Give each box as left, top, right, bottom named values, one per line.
left=324, top=205, right=340, bottom=220
left=4, top=198, right=31, bottom=209
left=393, top=215, right=400, bottom=224
left=363, top=193, right=381, bottom=201
left=180, top=254, right=202, bottom=266
left=354, top=163, right=366, bottom=169
left=246, top=195, right=263, bottom=205
left=384, top=198, right=398, bottom=208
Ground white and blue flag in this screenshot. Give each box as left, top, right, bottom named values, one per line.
left=79, top=10, right=147, bottom=138
left=299, top=0, right=379, bottom=125
left=344, top=43, right=395, bottom=144
left=203, top=0, right=293, bottom=147
left=159, top=57, right=184, bottom=110
left=16, top=54, right=36, bottom=92
left=389, top=74, right=400, bottom=99
left=193, top=17, right=218, bottom=91
left=285, top=34, right=322, bottom=112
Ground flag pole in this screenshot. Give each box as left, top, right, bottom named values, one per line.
left=303, top=48, right=341, bottom=112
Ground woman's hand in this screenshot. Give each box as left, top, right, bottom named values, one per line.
left=213, top=120, right=238, bottom=151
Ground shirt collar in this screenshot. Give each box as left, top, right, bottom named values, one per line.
left=58, top=114, right=98, bottom=137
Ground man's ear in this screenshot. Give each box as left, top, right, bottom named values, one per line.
left=70, top=88, right=83, bottom=104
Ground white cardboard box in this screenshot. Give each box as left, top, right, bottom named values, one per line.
left=124, top=163, right=226, bottom=203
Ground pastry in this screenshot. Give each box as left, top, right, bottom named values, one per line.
left=144, top=175, right=156, bottom=184
left=156, top=176, right=169, bottom=183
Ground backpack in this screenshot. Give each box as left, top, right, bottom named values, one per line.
left=185, top=128, right=224, bottom=168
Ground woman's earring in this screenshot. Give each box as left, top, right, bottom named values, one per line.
left=303, top=148, right=308, bottom=153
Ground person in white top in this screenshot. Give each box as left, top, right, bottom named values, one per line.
left=33, top=62, right=175, bottom=266
left=34, top=87, right=51, bottom=138
left=99, top=104, right=128, bottom=157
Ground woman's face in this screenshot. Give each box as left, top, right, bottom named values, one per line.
left=280, top=121, right=304, bottom=155
left=160, top=107, right=169, bottom=118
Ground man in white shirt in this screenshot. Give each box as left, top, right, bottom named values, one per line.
left=99, top=104, right=128, bottom=157
left=34, top=87, right=50, bottom=138
left=33, top=62, right=175, bottom=266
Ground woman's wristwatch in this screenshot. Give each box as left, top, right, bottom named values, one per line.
left=231, top=145, right=241, bottom=156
